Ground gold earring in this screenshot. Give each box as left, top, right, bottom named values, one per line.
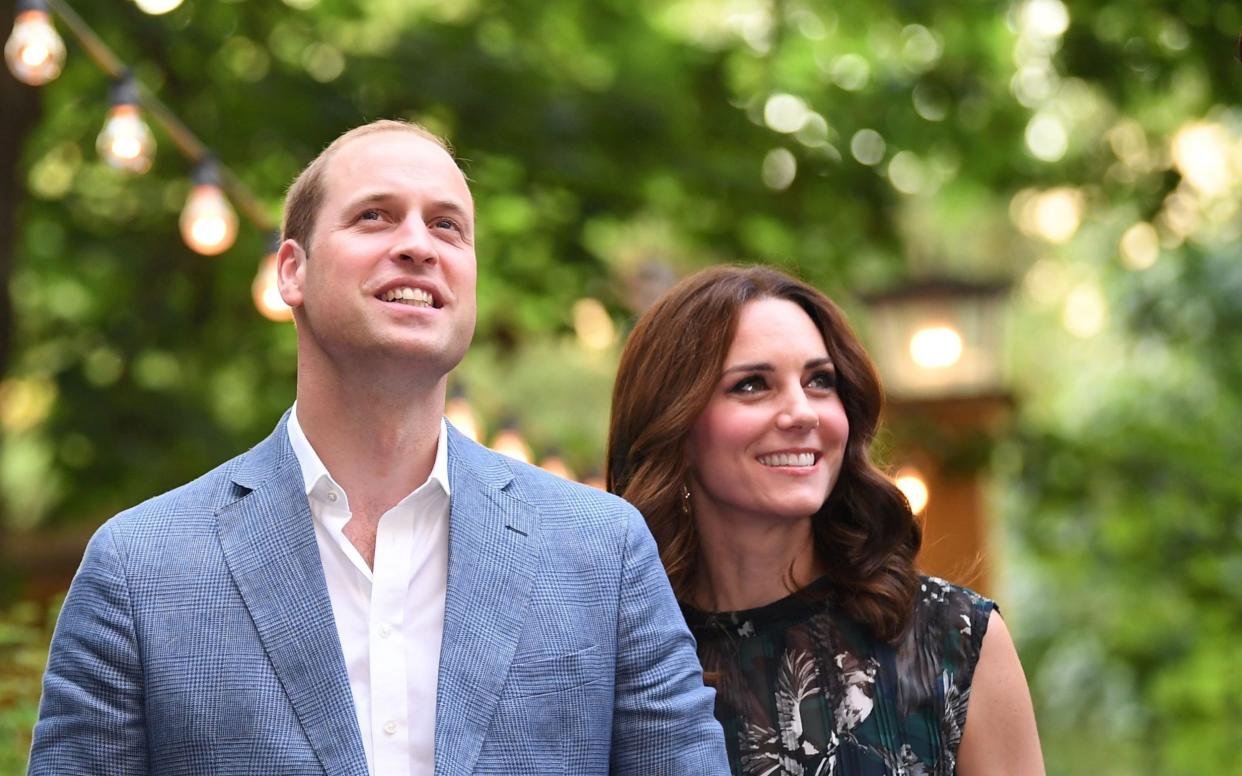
left=681, top=484, right=692, bottom=515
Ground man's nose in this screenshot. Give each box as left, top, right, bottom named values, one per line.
left=390, top=218, right=437, bottom=264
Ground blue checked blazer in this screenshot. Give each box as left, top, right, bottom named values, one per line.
left=29, top=413, right=728, bottom=775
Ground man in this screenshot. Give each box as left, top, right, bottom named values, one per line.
left=29, top=120, right=728, bottom=775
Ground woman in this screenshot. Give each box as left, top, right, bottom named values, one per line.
left=607, top=266, right=1043, bottom=775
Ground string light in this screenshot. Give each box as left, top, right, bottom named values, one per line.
left=252, top=232, right=292, bottom=321
left=444, top=390, right=480, bottom=441
left=133, top=0, right=184, bottom=15
left=180, top=158, right=238, bottom=255
left=491, top=424, right=532, bottom=464
left=895, top=467, right=930, bottom=514
left=96, top=73, right=155, bottom=173
left=4, top=0, right=65, bottom=86
left=539, top=452, right=575, bottom=481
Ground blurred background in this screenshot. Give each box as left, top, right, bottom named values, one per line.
left=2, top=0, right=1240, bottom=772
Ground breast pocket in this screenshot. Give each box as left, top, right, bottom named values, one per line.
left=504, top=643, right=604, bottom=698
left=475, top=644, right=613, bottom=775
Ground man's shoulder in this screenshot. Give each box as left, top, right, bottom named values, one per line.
left=102, top=441, right=261, bottom=546
left=451, top=433, right=638, bottom=531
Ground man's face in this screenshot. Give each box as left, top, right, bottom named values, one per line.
left=280, top=131, right=477, bottom=377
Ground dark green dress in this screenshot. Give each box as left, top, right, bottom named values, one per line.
left=682, top=576, right=995, bottom=776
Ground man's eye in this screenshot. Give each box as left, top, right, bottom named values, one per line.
left=433, top=218, right=461, bottom=232
left=358, top=209, right=383, bottom=221
left=728, top=376, right=767, bottom=394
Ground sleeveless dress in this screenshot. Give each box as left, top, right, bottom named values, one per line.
left=682, top=576, right=995, bottom=776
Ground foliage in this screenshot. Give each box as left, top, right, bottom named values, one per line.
left=0, top=599, right=55, bottom=773
left=2, top=0, right=1241, bottom=772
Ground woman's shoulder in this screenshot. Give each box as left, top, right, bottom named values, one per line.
left=915, top=575, right=996, bottom=617
left=907, top=575, right=997, bottom=664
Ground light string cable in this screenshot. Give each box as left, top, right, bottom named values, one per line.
left=7, top=0, right=283, bottom=294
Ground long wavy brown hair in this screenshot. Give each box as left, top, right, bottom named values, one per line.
left=607, top=265, right=922, bottom=642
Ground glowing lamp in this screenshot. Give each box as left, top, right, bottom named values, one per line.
left=180, top=159, right=237, bottom=256
left=539, top=454, right=575, bottom=481
left=894, top=468, right=929, bottom=514
left=491, top=425, right=531, bottom=464
left=863, top=279, right=1009, bottom=401
left=445, top=391, right=480, bottom=442
left=4, top=0, right=65, bottom=86
left=253, top=235, right=292, bottom=322
left=97, top=75, right=155, bottom=173
left=134, top=0, right=185, bottom=15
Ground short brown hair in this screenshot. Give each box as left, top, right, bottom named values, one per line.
left=606, top=265, right=922, bottom=641
left=281, top=119, right=453, bottom=248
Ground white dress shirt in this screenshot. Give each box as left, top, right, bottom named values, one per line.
left=287, top=405, right=450, bottom=776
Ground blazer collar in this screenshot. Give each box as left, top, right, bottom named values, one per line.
left=219, top=411, right=370, bottom=776
left=221, top=414, right=543, bottom=776
left=434, top=427, right=541, bottom=776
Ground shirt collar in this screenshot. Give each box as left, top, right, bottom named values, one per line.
left=287, top=402, right=452, bottom=499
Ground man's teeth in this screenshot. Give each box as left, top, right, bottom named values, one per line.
left=758, top=452, right=816, bottom=467
left=380, top=287, right=434, bottom=306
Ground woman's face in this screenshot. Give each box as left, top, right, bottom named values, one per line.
left=686, top=297, right=850, bottom=530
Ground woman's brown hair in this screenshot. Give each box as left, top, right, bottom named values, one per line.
left=606, top=265, right=922, bottom=642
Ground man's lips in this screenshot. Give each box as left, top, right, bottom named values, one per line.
left=373, top=280, right=442, bottom=308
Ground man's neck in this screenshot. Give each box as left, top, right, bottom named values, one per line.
left=295, top=365, right=446, bottom=522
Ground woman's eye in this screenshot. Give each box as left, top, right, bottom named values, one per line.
left=807, top=370, right=837, bottom=391
left=728, top=375, right=768, bottom=395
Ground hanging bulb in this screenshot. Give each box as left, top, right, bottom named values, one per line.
left=180, top=157, right=237, bottom=255
left=444, top=390, right=480, bottom=441
left=4, top=0, right=66, bottom=86
left=253, top=232, right=292, bottom=321
left=97, top=74, right=155, bottom=173
left=133, top=0, right=185, bottom=15
left=491, top=423, right=531, bottom=464
left=539, top=451, right=575, bottom=481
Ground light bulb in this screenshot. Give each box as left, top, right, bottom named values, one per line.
left=895, top=468, right=929, bottom=514
left=491, top=427, right=531, bottom=464
left=180, top=160, right=237, bottom=256
left=444, top=395, right=480, bottom=441
left=908, top=325, right=963, bottom=369
left=97, top=78, right=155, bottom=173
left=252, top=247, right=292, bottom=322
left=4, top=3, right=65, bottom=86
left=134, top=0, right=185, bottom=15
left=539, top=455, right=575, bottom=481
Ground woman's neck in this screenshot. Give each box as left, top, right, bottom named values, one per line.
left=689, top=513, right=826, bottom=612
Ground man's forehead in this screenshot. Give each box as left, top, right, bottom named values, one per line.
left=322, top=130, right=470, bottom=202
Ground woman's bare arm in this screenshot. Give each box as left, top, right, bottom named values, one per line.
left=957, top=610, right=1045, bottom=776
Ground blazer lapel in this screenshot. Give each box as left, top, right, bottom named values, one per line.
left=216, top=415, right=369, bottom=776
left=434, top=429, right=541, bottom=776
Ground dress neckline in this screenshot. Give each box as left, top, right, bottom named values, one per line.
left=679, top=573, right=835, bottom=630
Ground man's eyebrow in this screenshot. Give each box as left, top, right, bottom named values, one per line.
left=341, top=192, right=474, bottom=226
left=429, top=199, right=474, bottom=224
left=341, top=191, right=396, bottom=211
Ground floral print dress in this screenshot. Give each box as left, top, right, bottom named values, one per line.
left=683, top=576, right=995, bottom=776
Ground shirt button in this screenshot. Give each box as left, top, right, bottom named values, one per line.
left=379, top=624, right=392, bottom=638
left=327, top=492, right=338, bottom=503
left=383, top=720, right=397, bottom=736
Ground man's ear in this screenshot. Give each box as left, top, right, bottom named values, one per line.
left=276, top=239, right=307, bottom=309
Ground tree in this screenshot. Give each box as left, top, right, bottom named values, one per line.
left=2, top=0, right=1239, bottom=771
